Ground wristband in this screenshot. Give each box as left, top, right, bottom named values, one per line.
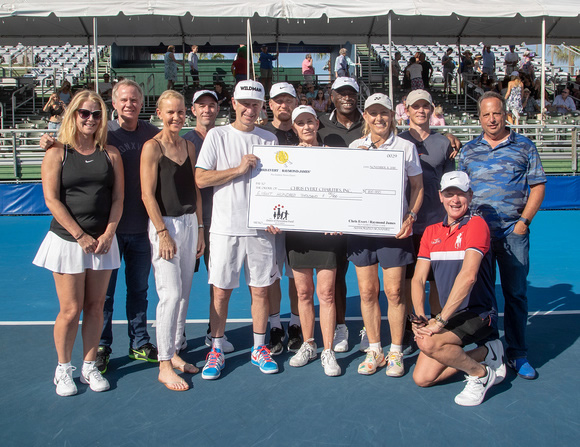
left=518, top=217, right=531, bottom=226
left=198, top=224, right=204, bottom=229
left=157, top=228, right=168, bottom=235
left=74, top=232, right=85, bottom=240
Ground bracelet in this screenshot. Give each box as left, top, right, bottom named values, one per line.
left=157, top=228, right=168, bottom=235
left=198, top=224, right=204, bottom=229
left=74, top=232, right=85, bottom=240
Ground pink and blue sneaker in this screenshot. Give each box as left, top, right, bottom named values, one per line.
left=202, top=347, right=225, bottom=380
left=251, top=345, right=279, bottom=374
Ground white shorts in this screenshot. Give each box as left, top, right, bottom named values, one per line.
left=208, top=232, right=279, bottom=289
left=33, top=231, right=120, bottom=274
left=275, top=233, right=293, bottom=279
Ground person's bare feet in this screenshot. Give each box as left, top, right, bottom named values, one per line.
left=171, top=354, right=199, bottom=374
left=158, top=361, right=189, bottom=391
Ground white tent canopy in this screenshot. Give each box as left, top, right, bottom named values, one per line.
left=1, top=1, right=579, bottom=45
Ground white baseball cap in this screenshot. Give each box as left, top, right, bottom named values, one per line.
left=440, top=171, right=471, bottom=192
left=270, top=82, right=297, bottom=99
left=332, top=77, right=359, bottom=93
left=406, top=89, right=433, bottom=107
left=510, top=71, right=520, bottom=77
left=364, top=93, right=393, bottom=112
left=193, top=90, right=218, bottom=104
left=291, top=105, right=317, bottom=123
left=234, top=80, right=265, bottom=101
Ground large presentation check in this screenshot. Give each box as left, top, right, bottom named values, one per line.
left=248, top=145, right=405, bottom=236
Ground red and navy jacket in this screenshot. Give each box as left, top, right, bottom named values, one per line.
left=418, top=212, right=498, bottom=326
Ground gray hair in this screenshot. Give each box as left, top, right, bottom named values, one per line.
left=477, top=91, right=506, bottom=115
left=112, top=79, right=144, bottom=104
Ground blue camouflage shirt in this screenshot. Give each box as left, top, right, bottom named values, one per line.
left=458, top=129, right=546, bottom=240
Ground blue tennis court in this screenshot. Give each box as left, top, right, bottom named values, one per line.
left=0, top=210, right=579, bottom=446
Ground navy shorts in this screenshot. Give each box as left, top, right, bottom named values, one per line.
left=347, top=235, right=414, bottom=269
left=446, top=311, right=495, bottom=347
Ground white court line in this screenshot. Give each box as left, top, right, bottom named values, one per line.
left=3, top=310, right=580, bottom=326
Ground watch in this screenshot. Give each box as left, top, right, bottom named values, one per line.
left=518, top=217, right=531, bottom=226
left=408, top=210, right=417, bottom=222
left=435, top=313, right=448, bottom=327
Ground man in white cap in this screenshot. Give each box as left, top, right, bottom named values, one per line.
left=317, top=77, right=364, bottom=352
left=196, top=80, right=280, bottom=379
left=398, top=89, right=455, bottom=355
left=411, top=171, right=505, bottom=406
left=260, top=82, right=302, bottom=355
left=183, top=90, right=235, bottom=354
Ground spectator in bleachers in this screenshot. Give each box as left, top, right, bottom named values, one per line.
left=214, top=81, right=231, bottom=108
left=522, top=88, right=541, bottom=116
left=520, top=51, right=535, bottom=80
left=302, top=54, right=315, bottom=83
left=505, top=72, right=524, bottom=124
left=482, top=45, right=496, bottom=79
left=406, top=57, right=424, bottom=91
left=58, top=81, right=72, bottom=105
left=43, top=92, right=66, bottom=133
left=188, top=45, right=199, bottom=90
left=395, top=95, right=409, bottom=125
left=98, top=73, right=113, bottom=102
left=334, top=48, right=359, bottom=79
left=305, top=84, right=317, bottom=101
left=259, top=45, right=278, bottom=95
left=552, top=88, right=576, bottom=114
left=296, top=84, right=304, bottom=97
left=429, top=105, right=446, bottom=127
left=164, top=45, right=180, bottom=90
left=419, top=53, right=433, bottom=90
left=299, top=95, right=310, bottom=106
left=312, top=89, right=329, bottom=113
left=460, top=50, right=474, bottom=89
left=391, top=51, right=402, bottom=89
left=504, top=45, right=520, bottom=76
left=473, top=54, right=483, bottom=75
left=231, top=46, right=248, bottom=85
left=441, top=48, right=455, bottom=94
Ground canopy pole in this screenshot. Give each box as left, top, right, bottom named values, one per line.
left=93, top=18, right=99, bottom=93
left=275, top=39, right=279, bottom=84
left=246, top=19, right=252, bottom=80
left=182, top=35, right=187, bottom=89
left=541, top=18, right=546, bottom=125
left=456, top=38, right=460, bottom=107
left=388, top=12, right=393, bottom=107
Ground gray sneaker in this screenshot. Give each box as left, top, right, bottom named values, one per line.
left=289, top=342, right=317, bottom=367
left=359, top=327, right=369, bottom=352
left=321, top=349, right=341, bottom=376
left=482, top=339, right=506, bottom=385
left=332, top=325, right=349, bottom=352
left=81, top=364, right=110, bottom=392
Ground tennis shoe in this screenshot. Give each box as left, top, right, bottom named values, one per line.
left=358, top=348, right=386, bottom=375
left=287, top=324, right=303, bottom=352
left=95, top=346, right=111, bottom=374
left=321, top=349, right=341, bottom=376
left=251, top=345, right=279, bottom=374
left=202, top=347, right=225, bottom=380
left=333, top=325, right=349, bottom=352
left=454, top=365, right=496, bottom=406
left=267, top=326, right=286, bottom=356
left=129, top=343, right=159, bottom=363
left=483, top=339, right=506, bottom=384
left=81, top=364, right=110, bottom=392
left=386, top=351, right=405, bottom=377
left=289, top=342, right=317, bottom=367
left=507, top=357, right=537, bottom=380
left=54, top=365, right=77, bottom=397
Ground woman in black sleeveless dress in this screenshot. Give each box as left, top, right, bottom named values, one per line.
left=141, top=90, right=204, bottom=391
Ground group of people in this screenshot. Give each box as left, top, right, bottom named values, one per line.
left=35, top=73, right=545, bottom=406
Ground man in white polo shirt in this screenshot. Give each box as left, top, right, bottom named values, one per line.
left=196, top=80, right=280, bottom=379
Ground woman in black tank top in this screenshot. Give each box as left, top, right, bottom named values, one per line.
left=36, top=90, right=124, bottom=396
left=141, top=90, right=204, bottom=391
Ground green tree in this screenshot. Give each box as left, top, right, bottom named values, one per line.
left=551, top=45, right=580, bottom=74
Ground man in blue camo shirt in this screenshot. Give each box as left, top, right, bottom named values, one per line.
left=458, top=91, right=546, bottom=380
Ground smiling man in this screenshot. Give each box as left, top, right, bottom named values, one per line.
left=458, top=91, right=546, bottom=380
left=195, top=80, right=280, bottom=379
left=411, top=171, right=505, bottom=406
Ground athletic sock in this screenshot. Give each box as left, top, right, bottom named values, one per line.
left=253, top=332, right=266, bottom=348
left=213, top=336, right=224, bottom=351
left=58, top=362, right=72, bottom=370
left=82, top=360, right=96, bottom=372
left=269, top=313, right=282, bottom=330
left=390, top=344, right=403, bottom=353
left=369, top=342, right=382, bottom=352
left=289, top=313, right=301, bottom=327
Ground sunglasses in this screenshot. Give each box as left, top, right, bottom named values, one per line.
left=77, top=109, right=103, bottom=120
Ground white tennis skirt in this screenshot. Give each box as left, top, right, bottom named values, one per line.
left=33, top=231, right=121, bottom=274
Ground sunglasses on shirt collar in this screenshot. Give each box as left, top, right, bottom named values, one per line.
left=77, top=109, right=103, bottom=120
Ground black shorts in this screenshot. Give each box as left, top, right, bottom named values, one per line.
left=446, top=311, right=495, bottom=347
left=190, top=68, right=199, bottom=80
left=286, top=232, right=343, bottom=270
left=405, top=233, right=435, bottom=280
left=347, top=235, right=414, bottom=269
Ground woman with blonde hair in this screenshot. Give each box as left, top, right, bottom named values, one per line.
left=348, top=93, right=423, bottom=378
left=164, top=45, right=180, bottom=90
left=34, top=90, right=124, bottom=396
left=141, top=90, right=204, bottom=391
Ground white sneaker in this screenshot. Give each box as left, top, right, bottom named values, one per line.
left=482, top=339, right=506, bottom=385
left=81, top=364, right=110, bottom=392
left=321, top=349, right=341, bottom=376
left=454, top=365, right=497, bottom=406
left=332, top=325, right=349, bottom=352
left=289, top=342, right=317, bottom=367
left=359, top=327, right=369, bottom=352
left=204, top=334, right=235, bottom=353
left=54, top=365, right=77, bottom=397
